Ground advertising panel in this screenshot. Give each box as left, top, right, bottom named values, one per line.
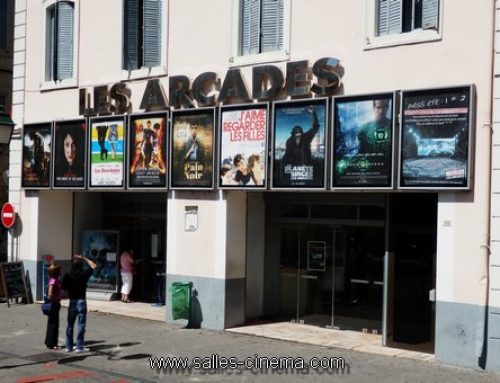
left=307, top=241, right=326, bottom=272
left=399, top=86, right=473, bottom=189
left=170, top=109, right=214, bottom=189
left=128, top=112, right=168, bottom=188
left=89, top=116, right=125, bottom=188
left=53, top=120, right=87, bottom=189
left=21, top=123, right=52, bottom=189
left=333, top=94, right=394, bottom=188
left=271, top=99, right=328, bottom=189
left=218, top=104, right=268, bottom=189
left=81, top=230, right=119, bottom=292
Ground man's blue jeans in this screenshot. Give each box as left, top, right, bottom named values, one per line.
left=65, top=299, right=87, bottom=350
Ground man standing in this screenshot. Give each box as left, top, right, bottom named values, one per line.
left=61, top=255, right=97, bottom=353
left=357, top=99, right=391, bottom=155
left=184, top=124, right=202, bottom=162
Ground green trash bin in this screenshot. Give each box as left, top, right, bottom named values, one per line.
left=169, top=282, right=192, bottom=320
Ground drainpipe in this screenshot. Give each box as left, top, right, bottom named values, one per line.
left=478, top=0, right=496, bottom=369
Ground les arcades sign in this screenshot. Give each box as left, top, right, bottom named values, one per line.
left=79, top=57, right=343, bottom=116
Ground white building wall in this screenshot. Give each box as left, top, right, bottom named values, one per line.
left=488, top=0, right=500, bottom=371
left=10, top=0, right=498, bottom=368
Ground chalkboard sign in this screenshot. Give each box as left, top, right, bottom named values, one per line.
left=0, top=262, right=29, bottom=307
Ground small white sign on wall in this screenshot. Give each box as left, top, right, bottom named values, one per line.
left=185, top=206, right=198, bottom=232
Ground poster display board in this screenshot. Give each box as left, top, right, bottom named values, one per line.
left=89, top=116, right=126, bottom=188
left=127, top=112, right=168, bottom=188
left=21, top=123, right=52, bottom=189
left=170, top=108, right=215, bottom=189
left=218, top=104, right=268, bottom=189
left=332, top=93, right=395, bottom=188
left=271, top=98, right=328, bottom=189
left=81, top=230, right=119, bottom=292
left=53, top=119, right=87, bottom=189
left=0, top=262, right=29, bottom=306
left=307, top=241, right=326, bottom=272
left=399, top=86, right=473, bottom=189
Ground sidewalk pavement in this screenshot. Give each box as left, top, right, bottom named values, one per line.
left=1, top=302, right=500, bottom=382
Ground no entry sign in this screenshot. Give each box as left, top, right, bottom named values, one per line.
left=1, top=203, right=15, bottom=229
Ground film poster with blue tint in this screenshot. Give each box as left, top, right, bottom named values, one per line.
left=89, top=117, right=125, bottom=187
left=272, top=99, right=327, bottom=188
left=81, top=230, right=119, bottom=292
left=333, top=95, right=393, bottom=187
left=400, top=87, right=471, bottom=187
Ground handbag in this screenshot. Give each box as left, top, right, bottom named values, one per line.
left=41, top=297, right=52, bottom=315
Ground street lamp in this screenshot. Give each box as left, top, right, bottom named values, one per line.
left=0, top=112, right=15, bottom=145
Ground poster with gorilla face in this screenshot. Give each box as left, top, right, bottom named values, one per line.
left=271, top=98, right=328, bottom=189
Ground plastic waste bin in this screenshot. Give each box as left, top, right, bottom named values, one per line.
left=169, top=282, right=192, bottom=320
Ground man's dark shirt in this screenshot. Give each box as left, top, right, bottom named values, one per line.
left=62, top=268, right=93, bottom=300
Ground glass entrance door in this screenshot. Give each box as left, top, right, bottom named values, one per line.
left=277, top=223, right=384, bottom=333
left=297, top=225, right=334, bottom=328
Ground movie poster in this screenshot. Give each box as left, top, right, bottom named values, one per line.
left=400, top=86, right=472, bottom=188
left=219, top=105, right=268, bottom=188
left=128, top=113, right=167, bottom=188
left=21, top=123, right=52, bottom=188
left=333, top=94, right=394, bottom=188
left=89, top=117, right=125, bottom=188
left=53, top=120, right=87, bottom=188
left=170, top=109, right=214, bottom=189
left=81, top=230, right=119, bottom=292
left=272, top=99, right=327, bottom=189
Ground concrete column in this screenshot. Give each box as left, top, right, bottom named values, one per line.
left=166, top=190, right=247, bottom=330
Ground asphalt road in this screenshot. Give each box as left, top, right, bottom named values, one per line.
left=1, top=303, right=500, bottom=382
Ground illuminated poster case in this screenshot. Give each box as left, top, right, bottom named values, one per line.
left=332, top=93, right=395, bottom=189
left=170, top=108, right=215, bottom=190
left=88, top=116, right=126, bottom=189
left=127, top=111, right=168, bottom=189
left=81, top=230, right=119, bottom=293
left=271, top=98, right=328, bottom=190
left=398, top=86, right=474, bottom=190
left=218, top=103, right=269, bottom=190
left=21, top=122, right=53, bottom=189
left=52, top=119, right=87, bottom=189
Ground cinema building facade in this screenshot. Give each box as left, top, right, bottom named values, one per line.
left=8, top=0, right=500, bottom=371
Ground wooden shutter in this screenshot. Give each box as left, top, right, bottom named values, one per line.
left=421, top=0, right=438, bottom=29
left=143, top=0, right=161, bottom=67
left=261, top=0, right=283, bottom=53
left=56, top=1, right=74, bottom=80
left=241, top=0, right=261, bottom=55
left=47, top=6, right=56, bottom=80
left=124, top=0, right=139, bottom=70
left=377, top=0, right=402, bottom=36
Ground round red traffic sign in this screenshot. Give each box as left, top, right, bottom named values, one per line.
left=1, top=203, right=15, bottom=229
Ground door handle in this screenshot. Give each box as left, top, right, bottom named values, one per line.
left=429, top=289, right=436, bottom=302
left=300, top=275, right=318, bottom=280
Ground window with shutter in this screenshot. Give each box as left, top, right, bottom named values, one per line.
left=239, top=0, right=285, bottom=56
left=0, top=1, right=8, bottom=51
left=124, top=0, right=162, bottom=70
left=368, top=0, right=440, bottom=48
left=46, top=1, right=74, bottom=82
left=376, top=0, right=438, bottom=36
